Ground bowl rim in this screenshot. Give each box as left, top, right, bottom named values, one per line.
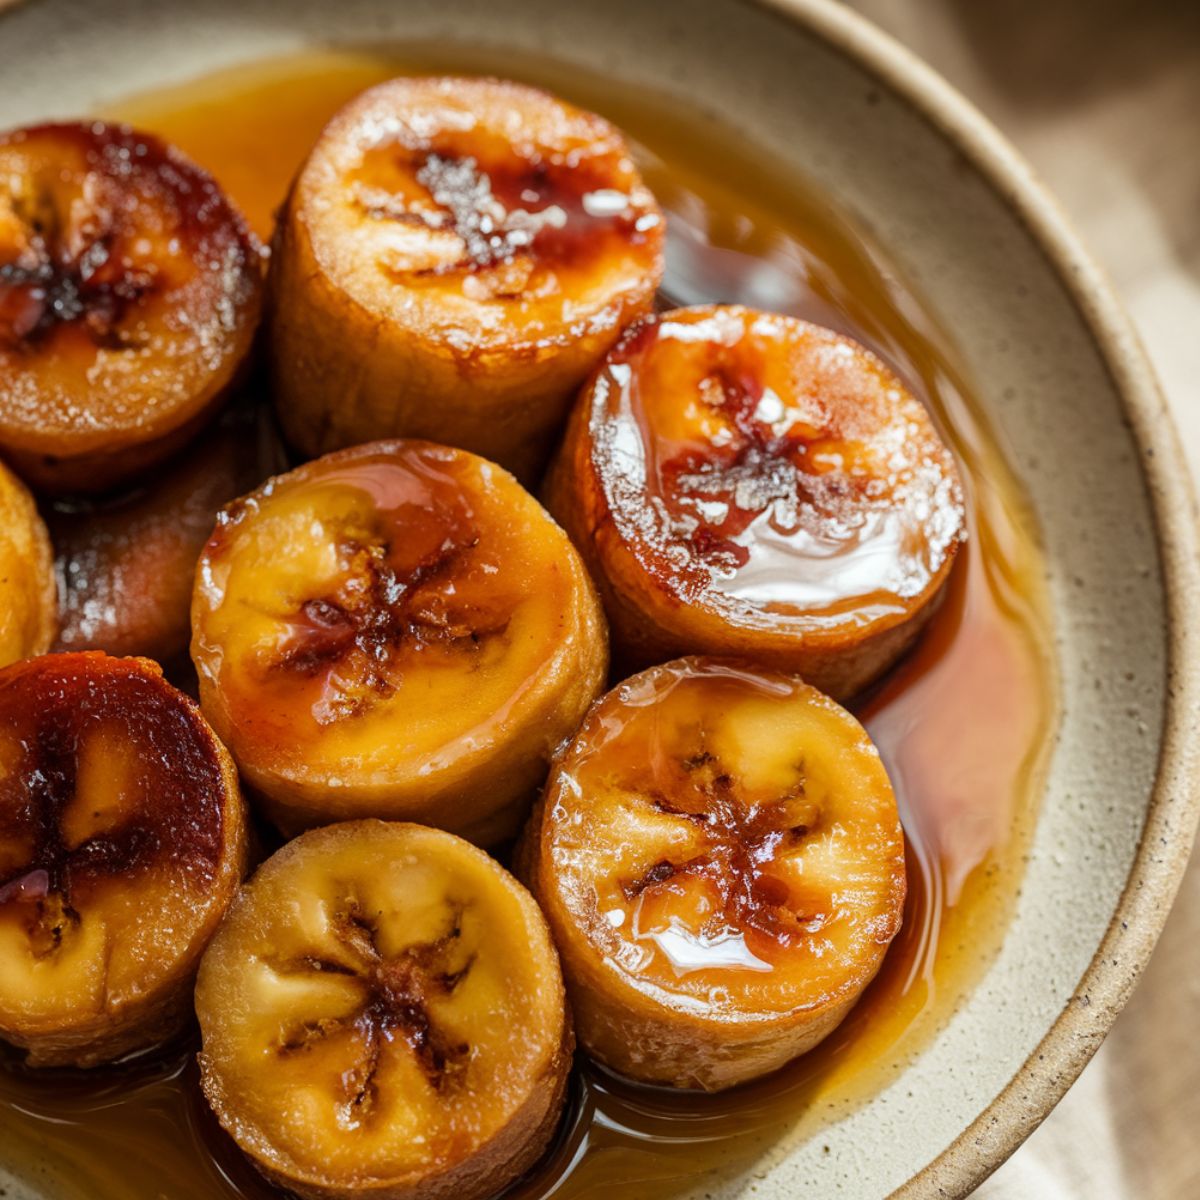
left=746, top=0, right=1200, bottom=1193
left=0, top=0, right=1195, bottom=1193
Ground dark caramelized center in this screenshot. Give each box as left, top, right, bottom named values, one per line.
left=277, top=530, right=493, bottom=685
left=658, top=360, right=861, bottom=579
left=627, top=321, right=866, bottom=586
left=0, top=654, right=226, bottom=949
left=0, top=226, right=156, bottom=350
left=274, top=902, right=475, bottom=1119
left=353, top=135, right=650, bottom=280
left=621, top=745, right=821, bottom=949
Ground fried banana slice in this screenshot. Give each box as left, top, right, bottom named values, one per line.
left=522, top=656, right=906, bottom=1090
left=0, top=652, right=248, bottom=1067
left=0, top=121, right=263, bottom=492
left=191, top=439, right=607, bottom=842
left=268, top=75, right=664, bottom=481
left=545, top=305, right=966, bottom=697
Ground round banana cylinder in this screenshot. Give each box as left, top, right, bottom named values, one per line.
left=196, top=820, right=573, bottom=1200
left=191, top=438, right=608, bottom=843
left=521, top=656, right=907, bottom=1091
left=544, top=305, right=966, bottom=698
left=0, top=121, right=263, bottom=493
left=0, top=652, right=248, bottom=1068
left=267, top=75, right=664, bottom=482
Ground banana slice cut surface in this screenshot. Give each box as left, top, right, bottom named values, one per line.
left=192, top=439, right=606, bottom=841
left=0, top=121, right=263, bottom=491
left=0, top=459, right=55, bottom=666
left=0, top=652, right=247, bottom=1067
left=269, top=75, right=664, bottom=478
left=304, top=75, right=661, bottom=338
left=546, top=304, right=966, bottom=696
left=525, top=656, right=906, bottom=1090
left=196, top=820, right=572, bottom=1200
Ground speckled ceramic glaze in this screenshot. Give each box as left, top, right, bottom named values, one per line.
left=0, top=0, right=1197, bottom=1196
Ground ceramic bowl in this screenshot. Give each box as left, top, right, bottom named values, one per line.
left=0, top=0, right=1197, bottom=1196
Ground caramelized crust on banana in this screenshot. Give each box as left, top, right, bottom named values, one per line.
left=545, top=305, right=966, bottom=697
left=50, top=404, right=287, bottom=666
left=522, top=656, right=906, bottom=1090
left=0, top=459, right=56, bottom=665
left=196, top=820, right=572, bottom=1200
left=191, top=439, right=607, bottom=843
left=0, top=652, right=247, bottom=1067
left=268, top=75, right=664, bottom=481
left=0, top=122, right=263, bottom=492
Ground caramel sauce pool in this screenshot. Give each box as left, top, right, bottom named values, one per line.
left=0, top=48, right=1058, bottom=1200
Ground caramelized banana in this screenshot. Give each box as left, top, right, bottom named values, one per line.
left=545, top=305, right=966, bottom=697
left=0, top=459, right=55, bottom=665
left=268, top=75, right=664, bottom=481
left=0, top=122, right=263, bottom=492
left=521, top=657, right=906, bottom=1091
left=196, top=820, right=571, bottom=1200
left=191, top=439, right=607, bottom=842
left=50, top=404, right=287, bottom=666
left=0, top=652, right=247, bottom=1067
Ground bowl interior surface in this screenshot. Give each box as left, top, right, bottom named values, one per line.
left=0, top=0, right=1183, bottom=1196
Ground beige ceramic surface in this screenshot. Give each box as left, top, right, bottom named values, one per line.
left=0, top=0, right=1196, bottom=1197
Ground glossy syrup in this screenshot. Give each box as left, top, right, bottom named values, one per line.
left=0, top=48, right=1058, bottom=1200
left=588, top=305, right=964, bottom=617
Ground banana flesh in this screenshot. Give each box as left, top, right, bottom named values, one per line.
left=191, top=439, right=607, bottom=843
left=545, top=304, right=966, bottom=697
left=0, top=459, right=55, bottom=666
left=0, top=652, right=247, bottom=1067
left=196, top=820, right=572, bottom=1200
